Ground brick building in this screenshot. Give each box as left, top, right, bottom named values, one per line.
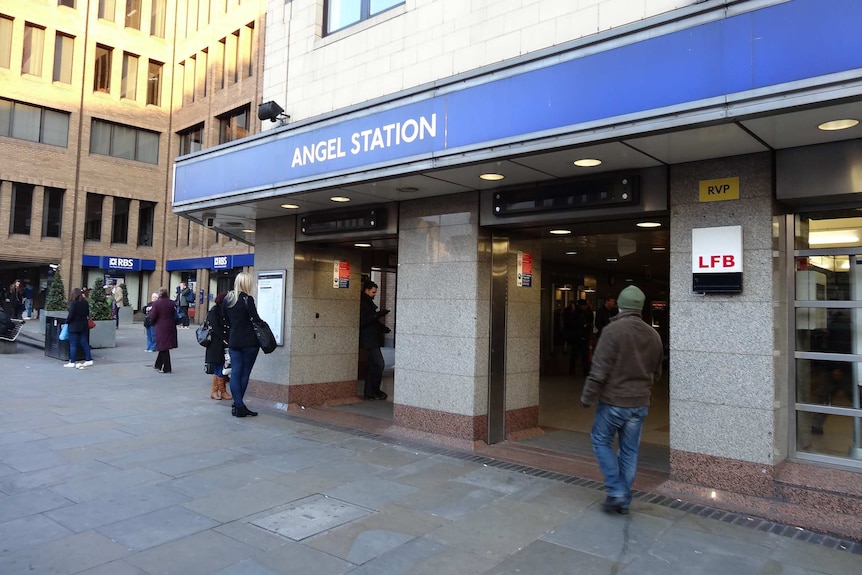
left=0, top=0, right=263, bottom=314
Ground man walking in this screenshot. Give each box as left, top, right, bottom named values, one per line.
left=580, top=285, right=663, bottom=515
left=176, top=281, right=192, bottom=329
left=359, top=280, right=390, bottom=401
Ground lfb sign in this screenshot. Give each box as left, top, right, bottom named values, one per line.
left=691, top=225, right=743, bottom=273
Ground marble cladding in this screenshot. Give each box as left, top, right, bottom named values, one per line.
left=505, top=370, right=540, bottom=410
left=396, top=261, right=490, bottom=301
left=505, top=237, right=542, bottom=412
left=668, top=153, right=782, bottom=467
left=670, top=399, right=776, bottom=464
left=395, top=297, right=488, bottom=339
left=394, top=403, right=488, bottom=442
left=396, top=333, right=488, bottom=376
left=396, top=370, right=488, bottom=416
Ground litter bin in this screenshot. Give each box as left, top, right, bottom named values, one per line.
left=44, top=316, right=85, bottom=361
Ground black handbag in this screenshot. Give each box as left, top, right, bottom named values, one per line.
left=243, top=296, right=277, bottom=354
left=196, top=322, right=212, bottom=347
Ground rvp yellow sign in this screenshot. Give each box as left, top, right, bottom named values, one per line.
left=699, top=177, right=739, bottom=202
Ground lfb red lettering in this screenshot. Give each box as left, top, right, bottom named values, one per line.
left=698, top=255, right=736, bottom=268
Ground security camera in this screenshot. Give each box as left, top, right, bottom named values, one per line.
left=204, top=217, right=216, bottom=228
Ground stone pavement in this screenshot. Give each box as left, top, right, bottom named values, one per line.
left=0, top=321, right=859, bottom=574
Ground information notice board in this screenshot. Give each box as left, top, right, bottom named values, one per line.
left=256, top=270, right=285, bottom=346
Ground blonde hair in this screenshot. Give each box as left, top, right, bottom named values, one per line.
left=225, top=272, right=254, bottom=308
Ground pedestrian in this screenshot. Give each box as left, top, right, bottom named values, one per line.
left=594, top=295, right=618, bottom=340
left=64, top=288, right=94, bottom=369
left=149, top=286, right=178, bottom=373
left=223, top=272, right=262, bottom=417
left=580, top=285, right=663, bottom=515
left=359, top=279, right=390, bottom=400
left=176, top=281, right=192, bottom=329
left=23, top=282, right=33, bottom=319
left=8, top=279, right=24, bottom=319
left=112, top=281, right=125, bottom=327
left=564, top=299, right=593, bottom=376
left=205, top=292, right=232, bottom=401
left=143, top=292, right=158, bottom=352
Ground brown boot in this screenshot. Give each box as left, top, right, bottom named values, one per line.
left=210, top=376, right=221, bottom=400
left=217, top=376, right=232, bottom=400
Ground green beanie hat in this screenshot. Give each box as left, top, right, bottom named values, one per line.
left=617, top=285, right=645, bottom=311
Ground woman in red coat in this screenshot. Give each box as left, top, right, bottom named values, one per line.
left=149, top=286, right=178, bottom=373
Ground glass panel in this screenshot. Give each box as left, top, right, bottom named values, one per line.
left=0, top=99, right=11, bottom=136
left=99, top=0, right=116, bottom=21
left=795, top=307, right=857, bottom=353
left=136, top=130, right=159, bottom=164
left=112, top=197, right=130, bottom=243
left=795, top=210, right=862, bottom=250
left=94, top=45, right=111, bottom=92
left=43, top=187, right=63, bottom=238
left=147, top=61, right=162, bottom=105
left=137, top=201, right=154, bottom=246
left=90, top=120, right=111, bottom=155
left=370, top=0, right=402, bottom=15
left=121, top=53, right=138, bottom=99
left=22, top=25, right=45, bottom=77
left=797, top=412, right=862, bottom=460
left=42, top=109, right=69, bottom=147
left=125, top=0, right=142, bottom=30
left=112, top=124, right=136, bottom=159
left=327, top=0, right=361, bottom=33
left=795, top=256, right=862, bottom=301
left=11, top=183, right=33, bottom=234
left=216, top=38, right=225, bottom=89
left=58, top=0, right=76, bottom=7
left=199, top=49, right=207, bottom=97
left=53, top=33, right=74, bottom=83
left=0, top=16, right=13, bottom=69
left=796, top=358, right=859, bottom=405
left=11, top=103, right=41, bottom=142
left=84, top=194, right=103, bottom=240
left=150, top=0, right=166, bottom=37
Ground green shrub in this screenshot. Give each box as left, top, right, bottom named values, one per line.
left=89, top=277, right=113, bottom=320
left=45, top=271, right=67, bottom=311
left=120, top=283, right=130, bottom=307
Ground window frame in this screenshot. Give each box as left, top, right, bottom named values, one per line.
left=324, top=0, right=404, bottom=35
left=84, top=193, right=104, bottom=241
left=94, top=44, right=112, bottom=93
left=90, top=118, right=160, bottom=164
left=10, top=182, right=34, bottom=235
left=178, top=122, right=204, bottom=156
left=53, top=32, right=74, bottom=84
left=0, top=98, right=70, bottom=147
left=121, top=52, right=139, bottom=100
left=111, top=196, right=131, bottom=244
left=217, top=105, right=249, bottom=144
left=146, top=60, right=163, bottom=106
left=42, top=187, right=64, bottom=238
left=0, top=16, right=13, bottom=69
left=22, top=23, right=46, bottom=77
left=137, top=200, right=155, bottom=246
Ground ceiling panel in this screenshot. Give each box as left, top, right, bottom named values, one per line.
left=512, top=142, right=663, bottom=177
left=740, top=100, right=862, bottom=149
left=625, top=123, right=768, bottom=164
left=425, top=159, right=550, bottom=189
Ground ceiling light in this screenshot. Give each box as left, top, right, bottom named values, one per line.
left=606, top=257, right=618, bottom=262
left=397, top=186, right=419, bottom=193
left=354, top=243, right=371, bottom=248
left=565, top=251, right=578, bottom=255
left=808, top=230, right=860, bottom=245
left=330, top=196, right=351, bottom=202
left=479, top=173, right=505, bottom=181
left=652, top=246, right=667, bottom=251
left=280, top=203, right=299, bottom=209
left=549, top=229, right=571, bottom=235
left=637, top=221, right=661, bottom=228
left=242, top=229, right=255, bottom=233
left=818, top=119, right=859, bottom=131
left=574, top=158, right=602, bottom=167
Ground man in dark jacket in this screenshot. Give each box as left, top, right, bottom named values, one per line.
left=594, top=295, right=618, bottom=340
left=581, top=285, right=663, bottom=515
left=359, top=280, right=390, bottom=400
left=176, top=281, right=192, bottom=329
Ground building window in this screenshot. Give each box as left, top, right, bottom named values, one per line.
left=218, top=105, right=249, bottom=144
left=58, top=0, right=76, bottom=8
left=0, top=98, right=70, bottom=147
left=53, top=33, right=74, bottom=84
left=216, top=38, right=225, bottom=90
left=84, top=193, right=104, bottom=241
left=150, top=0, right=166, bottom=37
left=186, top=0, right=199, bottom=37
left=121, top=52, right=138, bottom=100
left=178, top=122, right=204, bottom=155
left=230, top=30, right=239, bottom=84
left=22, top=24, right=45, bottom=77
left=90, top=119, right=160, bottom=164
left=137, top=200, right=154, bottom=246
left=793, top=209, right=862, bottom=466
left=43, top=187, right=64, bottom=238
left=0, top=16, right=12, bottom=69
left=146, top=60, right=162, bottom=106
left=10, top=183, right=34, bottom=235
left=98, top=0, right=116, bottom=21
left=94, top=44, right=112, bottom=92
left=125, top=0, right=142, bottom=30
left=199, top=49, right=208, bottom=98
left=242, top=23, right=254, bottom=78
left=185, top=55, right=196, bottom=103
left=325, top=0, right=403, bottom=35
left=112, top=197, right=130, bottom=243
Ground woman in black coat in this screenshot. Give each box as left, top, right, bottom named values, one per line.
left=149, top=287, right=178, bottom=373
left=64, top=288, right=93, bottom=368
left=205, top=292, right=231, bottom=401
left=223, top=272, right=262, bottom=417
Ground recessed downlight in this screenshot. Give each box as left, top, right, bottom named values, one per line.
left=574, top=158, right=602, bottom=167
left=354, top=243, right=371, bottom=248
left=330, top=196, right=351, bottom=202
left=818, top=119, right=859, bottom=131
left=565, top=251, right=578, bottom=255
left=242, top=229, right=255, bottom=233
left=606, top=257, right=618, bottom=262
left=652, top=246, right=667, bottom=251
left=397, top=186, right=419, bottom=193
left=280, top=203, right=299, bottom=209
left=549, top=229, right=571, bottom=235
left=637, top=221, right=662, bottom=228
left=479, top=173, right=505, bottom=181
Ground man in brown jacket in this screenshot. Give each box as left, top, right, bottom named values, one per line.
left=580, top=284, right=663, bottom=514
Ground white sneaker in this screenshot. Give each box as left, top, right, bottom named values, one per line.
left=81, top=360, right=94, bottom=367
left=63, top=362, right=76, bottom=367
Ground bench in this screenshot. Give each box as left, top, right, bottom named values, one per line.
left=0, top=319, right=25, bottom=353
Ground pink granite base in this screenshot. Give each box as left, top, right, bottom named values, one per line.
left=670, top=449, right=775, bottom=497
left=248, top=378, right=357, bottom=407
left=505, top=406, right=538, bottom=434
left=393, top=404, right=488, bottom=442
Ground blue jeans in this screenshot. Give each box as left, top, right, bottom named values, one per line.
left=68, top=331, right=92, bottom=363
left=145, top=326, right=156, bottom=351
left=229, top=346, right=259, bottom=407
left=591, top=402, right=648, bottom=505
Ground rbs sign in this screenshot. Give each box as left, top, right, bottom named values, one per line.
left=106, top=257, right=137, bottom=270
left=691, top=226, right=743, bottom=273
